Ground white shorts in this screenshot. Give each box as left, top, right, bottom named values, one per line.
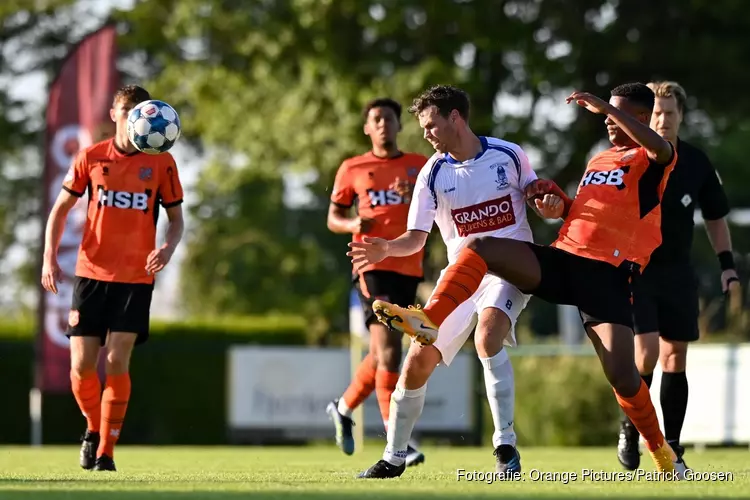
left=430, top=272, right=529, bottom=366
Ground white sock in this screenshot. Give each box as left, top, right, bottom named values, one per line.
left=480, top=349, right=516, bottom=448
left=337, top=399, right=353, bottom=418
left=382, top=384, right=426, bottom=466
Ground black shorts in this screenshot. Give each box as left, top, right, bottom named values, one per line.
left=354, top=270, right=421, bottom=327
left=66, top=276, right=154, bottom=346
left=632, top=261, right=700, bottom=342
left=523, top=243, right=636, bottom=329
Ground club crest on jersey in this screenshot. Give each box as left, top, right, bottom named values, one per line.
left=491, top=162, right=510, bottom=190
left=139, top=167, right=153, bottom=181
left=407, top=167, right=419, bottom=178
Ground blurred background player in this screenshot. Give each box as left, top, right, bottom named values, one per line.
left=366, top=83, right=684, bottom=475
left=40, top=85, right=185, bottom=472
left=348, top=85, right=551, bottom=478
left=325, top=98, right=428, bottom=466
left=617, top=81, right=741, bottom=473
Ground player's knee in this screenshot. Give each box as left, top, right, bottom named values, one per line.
left=660, top=342, right=688, bottom=372
left=378, top=342, right=402, bottom=372
left=69, top=337, right=99, bottom=377
left=634, top=332, right=659, bottom=374
left=635, top=345, right=658, bottom=374
left=610, top=363, right=642, bottom=397
left=105, top=349, right=132, bottom=375
left=401, top=345, right=440, bottom=388
left=70, top=359, right=97, bottom=379
left=468, top=236, right=493, bottom=258
left=474, top=309, right=511, bottom=357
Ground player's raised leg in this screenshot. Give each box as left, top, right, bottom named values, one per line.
left=374, top=238, right=536, bottom=340
left=70, top=336, right=104, bottom=470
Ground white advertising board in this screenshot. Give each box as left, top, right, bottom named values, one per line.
left=227, top=346, right=474, bottom=435
left=650, top=344, right=750, bottom=445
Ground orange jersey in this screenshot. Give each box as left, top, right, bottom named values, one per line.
left=62, top=138, right=184, bottom=284
left=331, top=151, right=428, bottom=278
left=553, top=144, right=677, bottom=270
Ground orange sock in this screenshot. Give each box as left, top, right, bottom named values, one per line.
left=98, top=373, right=131, bottom=458
left=341, top=352, right=377, bottom=411
left=425, top=247, right=487, bottom=325
left=71, top=371, right=101, bottom=433
left=375, top=370, right=400, bottom=431
left=614, top=379, right=665, bottom=452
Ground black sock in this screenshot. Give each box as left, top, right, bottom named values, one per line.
left=661, top=371, right=688, bottom=446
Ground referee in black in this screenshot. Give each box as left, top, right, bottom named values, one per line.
left=617, top=81, right=741, bottom=473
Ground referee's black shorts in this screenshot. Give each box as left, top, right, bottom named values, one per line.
left=632, top=261, right=700, bottom=342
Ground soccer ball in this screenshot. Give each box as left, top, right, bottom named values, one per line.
left=127, top=100, right=181, bottom=154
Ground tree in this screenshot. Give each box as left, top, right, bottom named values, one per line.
left=108, top=0, right=750, bottom=330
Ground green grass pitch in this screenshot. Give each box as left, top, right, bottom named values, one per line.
left=0, top=445, right=748, bottom=499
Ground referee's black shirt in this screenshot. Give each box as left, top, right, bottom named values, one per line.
left=648, top=138, right=730, bottom=266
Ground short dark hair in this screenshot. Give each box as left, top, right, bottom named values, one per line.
left=362, top=98, right=402, bottom=122
left=113, top=84, right=151, bottom=108
left=408, top=85, right=470, bottom=120
left=610, top=83, right=655, bottom=111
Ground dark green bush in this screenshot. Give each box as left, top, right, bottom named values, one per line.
left=0, top=319, right=622, bottom=447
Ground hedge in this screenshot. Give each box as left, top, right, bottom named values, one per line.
left=503, top=353, right=621, bottom=447
left=0, top=316, right=308, bottom=445
left=0, top=319, right=621, bottom=447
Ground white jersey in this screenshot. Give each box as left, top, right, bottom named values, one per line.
left=408, top=136, right=537, bottom=263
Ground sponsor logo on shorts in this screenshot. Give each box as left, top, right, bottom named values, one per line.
left=451, top=195, right=516, bottom=236
left=68, top=309, right=79, bottom=327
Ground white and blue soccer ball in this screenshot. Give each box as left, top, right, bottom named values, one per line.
left=127, top=100, right=181, bottom=154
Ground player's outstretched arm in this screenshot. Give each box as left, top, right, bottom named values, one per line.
left=567, top=91, right=673, bottom=164
left=346, top=230, right=428, bottom=271
left=41, top=190, right=79, bottom=294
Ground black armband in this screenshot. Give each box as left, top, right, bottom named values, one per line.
left=718, top=251, right=735, bottom=271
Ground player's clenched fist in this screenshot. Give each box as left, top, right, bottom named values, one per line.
left=347, top=236, right=389, bottom=271
left=535, top=194, right=565, bottom=219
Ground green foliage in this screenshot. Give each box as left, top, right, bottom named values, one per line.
left=0, top=325, right=621, bottom=446
left=2, top=0, right=750, bottom=331
left=106, top=0, right=750, bottom=332
left=508, top=354, right=620, bottom=446
left=0, top=316, right=307, bottom=445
